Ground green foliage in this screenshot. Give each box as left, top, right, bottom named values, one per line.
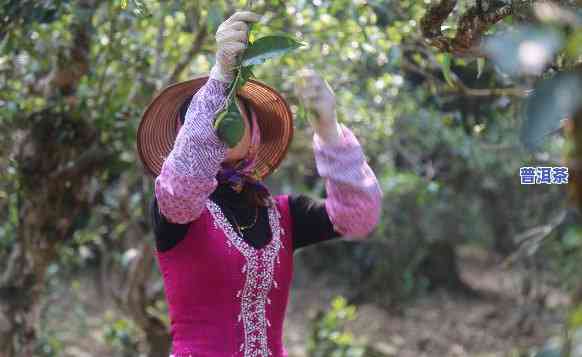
left=0, top=164, right=18, bottom=255
left=439, top=53, right=455, bottom=88
left=565, top=30, right=582, bottom=60
left=119, top=0, right=151, bottom=18
left=34, top=334, right=65, bottom=357
left=102, top=315, right=141, bottom=354
left=307, top=296, right=367, bottom=357
left=530, top=324, right=582, bottom=357
left=543, top=225, right=582, bottom=294
left=570, top=305, right=582, bottom=330
left=36, top=275, right=90, bottom=357
left=0, top=0, right=69, bottom=35
left=533, top=224, right=582, bottom=355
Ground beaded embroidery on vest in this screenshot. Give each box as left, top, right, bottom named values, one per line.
left=206, top=196, right=286, bottom=357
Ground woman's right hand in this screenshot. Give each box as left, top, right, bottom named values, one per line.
left=209, top=11, right=261, bottom=83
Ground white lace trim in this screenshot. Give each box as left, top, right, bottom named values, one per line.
left=206, top=197, right=285, bottom=357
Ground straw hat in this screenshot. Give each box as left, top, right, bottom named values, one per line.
left=137, top=75, right=294, bottom=180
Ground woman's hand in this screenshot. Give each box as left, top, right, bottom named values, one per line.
left=294, top=68, right=342, bottom=145
left=210, top=11, right=261, bottom=83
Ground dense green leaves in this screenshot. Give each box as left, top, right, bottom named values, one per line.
left=120, top=0, right=151, bottom=18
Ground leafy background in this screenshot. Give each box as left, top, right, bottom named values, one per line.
left=1, top=0, right=581, bottom=356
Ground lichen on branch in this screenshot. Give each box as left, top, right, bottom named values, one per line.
left=420, top=0, right=515, bottom=56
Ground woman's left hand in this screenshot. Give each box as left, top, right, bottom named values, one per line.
left=294, top=68, right=342, bottom=145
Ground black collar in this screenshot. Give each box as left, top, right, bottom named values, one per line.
left=210, top=183, right=250, bottom=209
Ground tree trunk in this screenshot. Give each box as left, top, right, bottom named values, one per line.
left=0, top=2, right=102, bottom=354
left=144, top=320, right=171, bottom=357
left=482, top=189, right=517, bottom=256
left=0, top=107, right=109, bottom=356
left=419, top=241, right=478, bottom=297
left=0, top=235, right=56, bottom=357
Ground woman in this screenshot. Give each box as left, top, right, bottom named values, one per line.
left=137, top=10, right=383, bottom=357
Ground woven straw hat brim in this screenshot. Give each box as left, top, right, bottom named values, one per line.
left=137, top=75, right=293, bottom=180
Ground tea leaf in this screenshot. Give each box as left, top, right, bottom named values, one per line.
left=441, top=53, right=455, bottom=88
left=214, top=109, right=245, bottom=148
left=237, top=66, right=255, bottom=91
left=241, top=35, right=306, bottom=66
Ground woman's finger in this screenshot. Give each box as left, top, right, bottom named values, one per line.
left=229, top=21, right=248, bottom=32
left=301, top=90, right=320, bottom=101
left=219, top=44, right=246, bottom=62
left=298, top=67, right=316, bottom=75
left=303, top=95, right=320, bottom=105
left=304, top=84, right=322, bottom=95
left=306, top=75, right=323, bottom=86
left=299, top=77, right=322, bottom=91
left=222, top=42, right=246, bottom=55
left=307, top=82, right=323, bottom=92
left=297, top=72, right=315, bottom=82
left=226, top=11, right=261, bottom=24
left=302, top=88, right=320, bottom=97
left=217, top=30, right=248, bottom=44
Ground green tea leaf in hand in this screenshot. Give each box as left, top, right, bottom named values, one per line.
left=248, top=22, right=265, bottom=44
left=241, top=35, right=306, bottom=66
left=214, top=109, right=245, bottom=148
left=240, top=66, right=255, bottom=87
left=226, top=66, right=254, bottom=104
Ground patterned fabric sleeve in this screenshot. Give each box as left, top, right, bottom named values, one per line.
left=154, top=78, right=230, bottom=224
left=313, top=123, right=384, bottom=239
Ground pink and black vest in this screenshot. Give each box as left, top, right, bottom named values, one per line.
left=155, top=194, right=294, bottom=357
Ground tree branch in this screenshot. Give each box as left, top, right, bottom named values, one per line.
left=37, top=1, right=97, bottom=97
left=48, top=143, right=113, bottom=180
left=401, top=57, right=530, bottom=98
left=164, top=25, right=208, bottom=86
left=420, top=0, right=513, bottom=56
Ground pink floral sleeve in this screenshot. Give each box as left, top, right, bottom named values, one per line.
left=154, top=78, right=229, bottom=224
left=313, top=123, right=384, bottom=239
